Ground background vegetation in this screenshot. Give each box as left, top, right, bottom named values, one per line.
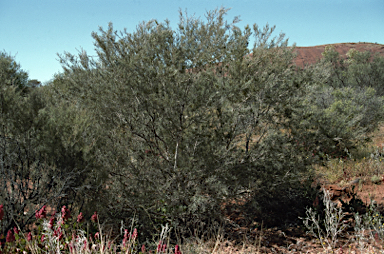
left=1, top=8, right=384, bottom=247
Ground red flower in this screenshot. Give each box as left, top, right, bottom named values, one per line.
left=41, top=234, right=45, bottom=243
left=132, top=228, right=138, bottom=241
left=53, top=227, right=63, bottom=241
left=40, top=205, right=47, bottom=218
left=27, top=232, right=32, bottom=241
left=69, top=242, right=74, bottom=253
left=53, top=228, right=60, bottom=237
left=76, top=212, right=84, bottom=223
left=123, top=229, right=129, bottom=247
left=48, top=216, right=56, bottom=229
left=13, top=227, right=19, bottom=235
left=58, top=231, right=64, bottom=241
left=35, top=205, right=47, bottom=219
left=175, top=245, right=181, bottom=254
left=157, top=241, right=162, bottom=253
left=83, top=239, right=88, bottom=251
left=6, top=230, right=15, bottom=243
left=77, top=212, right=84, bottom=223
left=91, top=211, right=98, bottom=223
left=61, top=206, right=71, bottom=221
left=141, top=244, right=146, bottom=253
left=0, top=205, right=4, bottom=221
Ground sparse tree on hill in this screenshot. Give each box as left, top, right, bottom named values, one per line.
left=298, top=46, right=384, bottom=158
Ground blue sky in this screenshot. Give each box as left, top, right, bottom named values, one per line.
left=1, top=0, right=383, bottom=83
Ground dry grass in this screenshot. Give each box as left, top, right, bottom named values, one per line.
left=313, top=156, right=384, bottom=185
left=311, top=124, right=384, bottom=185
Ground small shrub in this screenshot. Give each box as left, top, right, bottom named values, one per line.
left=301, top=189, right=349, bottom=252
left=302, top=188, right=384, bottom=253
left=371, top=175, right=382, bottom=184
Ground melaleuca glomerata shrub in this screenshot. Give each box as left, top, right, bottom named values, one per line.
left=55, top=7, right=314, bottom=239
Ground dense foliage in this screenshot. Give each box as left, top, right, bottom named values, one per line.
left=1, top=8, right=384, bottom=241
left=0, top=52, right=100, bottom=236
left=296, top=46, right=384, bottom=159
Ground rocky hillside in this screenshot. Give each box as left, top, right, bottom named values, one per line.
left=293, top=42, right=384, bottom=67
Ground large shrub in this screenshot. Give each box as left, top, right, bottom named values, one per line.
left=55, top=8, right=315, bottom=237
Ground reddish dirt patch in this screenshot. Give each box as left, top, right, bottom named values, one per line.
left=321, top=177, right=384, bottom=208
left=222, top=178, right=384, bottom=253
left=357, top=182, right=384, bottom=207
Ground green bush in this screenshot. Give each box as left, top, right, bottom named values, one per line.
left=53, top=8, right=313, bottom=237
left=3, top=8, right=383, bottom=242
left=0, top=53, right=98, bottom=236
left=295, top=66, right=384, bottom=159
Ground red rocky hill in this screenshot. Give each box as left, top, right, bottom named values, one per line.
left=293, top=42, right=384, bottom=67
